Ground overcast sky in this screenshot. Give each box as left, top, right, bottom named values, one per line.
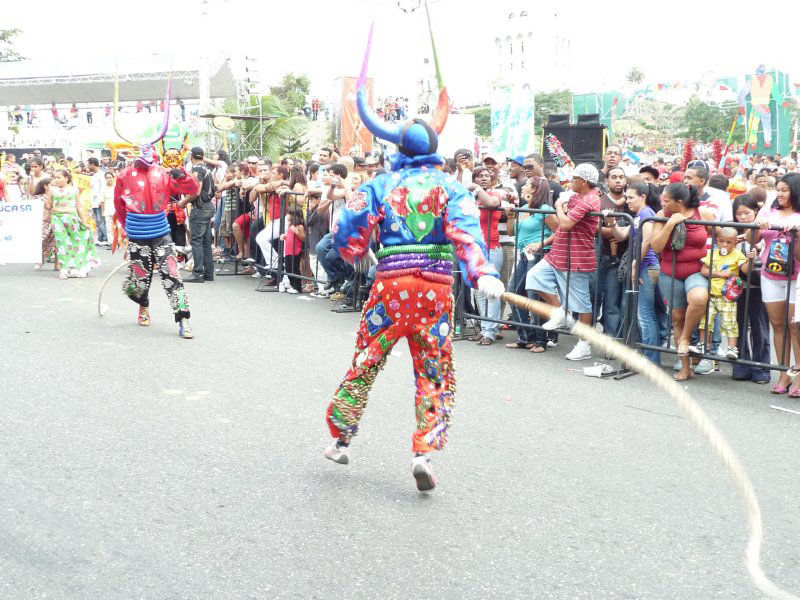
left=5, top=0, right=800, bottom=106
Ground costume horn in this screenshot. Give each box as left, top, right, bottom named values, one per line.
left=425, top=1, right=449, bottom=134
left=148, top=80, right=172, bottom=145
left=356, top=23, right=401, bottom=145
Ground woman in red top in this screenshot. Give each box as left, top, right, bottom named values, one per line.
left=470, top=166, right=509, bottom=345
left=652, top=183, right=716, bottom=381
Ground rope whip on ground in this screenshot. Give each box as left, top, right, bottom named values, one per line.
left=501, top=292, right=798, bottom=600
left=97, top=260, right=130, bottom=316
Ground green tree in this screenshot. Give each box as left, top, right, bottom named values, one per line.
left=269, top=73, right=311, bottom=115
left=0, top=28, right=24, bottom=62
left=473, top=107, right=491, bottom=138
left=534, top=89, right=573, bottom=138
left=679, top=96, right=744, bottom=144
left=626, top=66, right=645, bottom=85
left=222, top=95, right=308, bottom=159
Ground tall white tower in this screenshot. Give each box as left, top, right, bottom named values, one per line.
left=494, top=8, right=572, bottom=91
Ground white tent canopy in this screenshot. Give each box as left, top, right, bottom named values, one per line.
left=0, top=54, right=238, bottom=106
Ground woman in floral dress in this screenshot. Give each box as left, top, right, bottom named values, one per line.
left=45, top=169, right=97, bottom=279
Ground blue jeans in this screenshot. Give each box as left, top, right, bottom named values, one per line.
left=189, top=203, right=214, bottom=277
left=510, top=253, right=552, bottom=345
left=595, top=257, right=624, bottom=338
left=477, top=247, right=504, bottom=339
left=93, top=207, right=107, bottom=242
left=638, top=267, right=668, bottom=363
left=316, top=233, right=353, bottom=283
left=214, top=198, right=224, bottom=248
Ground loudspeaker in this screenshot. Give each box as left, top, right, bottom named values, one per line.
left=543, top=123, right=607, bottom=169
left=576, top=113, right=600, bottom=125
left=547, top=113, right=570, bottom=126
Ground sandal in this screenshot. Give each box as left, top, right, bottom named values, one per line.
left=529, top=343, right=546, bottom=353
left=477, top=337, right=494, bottom=345
left=789, top=387, right=800, bottom=398
left=771, top=383, right=789, bottom=395
left=505, top=342, right=534, bottom=349
left=470, top=333, right=483, bottom=342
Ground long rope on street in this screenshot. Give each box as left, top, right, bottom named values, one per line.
left=501, top=292, right=798, bottom=600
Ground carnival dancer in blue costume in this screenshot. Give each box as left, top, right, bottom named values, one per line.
left=324, top=17, right=504, bottom=491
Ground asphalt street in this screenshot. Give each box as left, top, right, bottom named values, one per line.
left=1, top=254, right=798, bottom=600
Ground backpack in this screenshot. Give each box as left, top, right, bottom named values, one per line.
left=192, top=165, right=216, bottom=203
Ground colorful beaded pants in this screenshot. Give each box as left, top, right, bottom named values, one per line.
left=123, top=235, right=190, bottom=322
left=326, top=273, right=456, bottom=453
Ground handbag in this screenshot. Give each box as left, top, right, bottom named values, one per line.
left=671, top=222, right=687, bottom=251
left=764, top=233, right=790, bottom=277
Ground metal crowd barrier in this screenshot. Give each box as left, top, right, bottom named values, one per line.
left=215, top=182, right=248, bottom=276
left=632, top=216, right=794, bottom=374
left=250, top=190, right=366, bottom=311
left=454, top=206, right=635, bottom=348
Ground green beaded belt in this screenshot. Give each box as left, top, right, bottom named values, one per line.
left=376, top=244, right=454, bottom=260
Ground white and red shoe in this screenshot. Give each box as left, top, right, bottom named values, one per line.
left=412, top=453, right=437, bottom=491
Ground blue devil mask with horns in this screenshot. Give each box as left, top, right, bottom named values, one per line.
left=356, top=19, right=450, bottom=163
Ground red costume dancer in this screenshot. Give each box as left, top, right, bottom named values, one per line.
left=112, top=81, right=200, bottom=337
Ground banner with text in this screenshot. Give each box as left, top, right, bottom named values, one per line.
left=0, top=200, right=43, bottom=263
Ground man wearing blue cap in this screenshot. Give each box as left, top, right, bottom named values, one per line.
left=508, top=155, right=527, bottom=200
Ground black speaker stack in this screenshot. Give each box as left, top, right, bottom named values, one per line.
left=542, top=113, right=608, bottom=170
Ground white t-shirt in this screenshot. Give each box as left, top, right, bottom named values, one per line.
left=91, top=170, right=105, bottom=208
left=102, top=185, right=115, bottom=217
left=701, top=187, right=733, bottom=223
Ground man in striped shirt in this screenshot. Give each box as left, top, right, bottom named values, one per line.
left=525, top=163, right=602, bottom=360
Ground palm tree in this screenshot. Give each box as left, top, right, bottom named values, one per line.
left=626, top=66, right=645, bottom=86
left=222, top=95, right=308, bottom=159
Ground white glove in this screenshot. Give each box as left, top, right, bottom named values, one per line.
left=477, top=275, right=505, bottom=300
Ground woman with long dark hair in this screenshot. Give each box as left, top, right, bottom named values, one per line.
left=753, top=173, right=800, bottom=394
left=651, top=182, right=716, bottom=381
left=505, top=175, right=558, bottom=352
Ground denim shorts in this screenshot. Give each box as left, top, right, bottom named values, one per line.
left=658, top=271, right=708, bottom=310
left=526, top=260, right=593, bottom=314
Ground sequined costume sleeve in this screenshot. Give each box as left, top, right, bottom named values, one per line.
left=332, top=180, right=385, bottom=265
left=442, top=179, right=498, bottom=287
left=168, top=167, right=201, bottom=197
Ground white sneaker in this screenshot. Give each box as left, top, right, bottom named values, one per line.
left=286, top=287, right=299, bottom=294
left=547, top=339, right=558, bottom=348
left=565, top=340, right=592, bottom=361
left=542, top=306, right=566, bottom=330
left=324, top=443, right=349, bottom=465
left=725, top=346, right=739, bottom=360
left=412, top=454, right=437, bottom=491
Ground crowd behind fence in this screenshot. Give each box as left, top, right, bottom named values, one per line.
left=225, top=189, right=797, bottom=384
left=13, top=142, right=800, bottom=386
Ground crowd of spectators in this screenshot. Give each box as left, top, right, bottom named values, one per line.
left=6, top=137, right=800, bottom=392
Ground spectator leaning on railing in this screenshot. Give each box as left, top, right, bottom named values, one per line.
left=609, top=181, right=669, bottom=364
left=753, top=172, right=800, bottom=395
left=526, top=163, right=602, bottom=361
left=651, top=183, right=716, bottom=382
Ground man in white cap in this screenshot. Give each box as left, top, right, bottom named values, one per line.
left=525, top=163, right=602, bottom=361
